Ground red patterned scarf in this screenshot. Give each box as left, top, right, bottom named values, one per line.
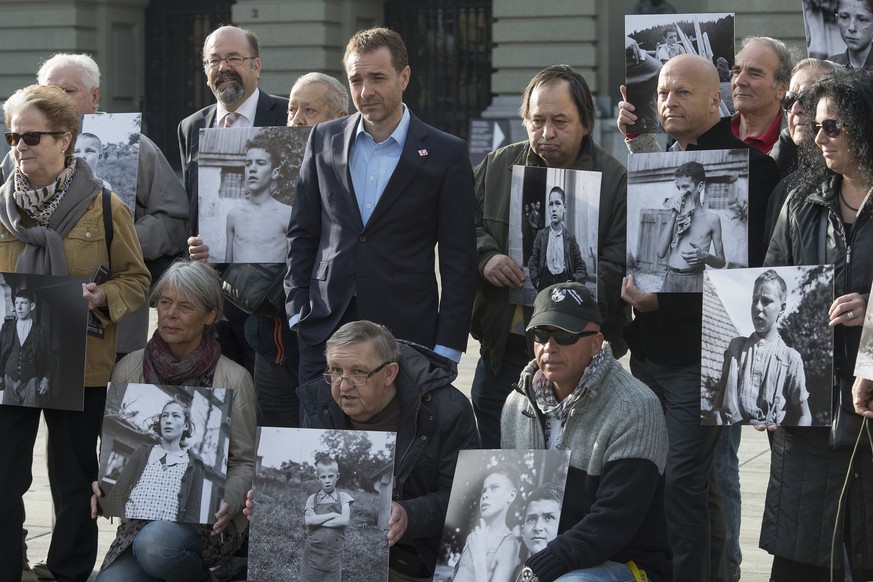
left=142, top=330, right=220, bottom=387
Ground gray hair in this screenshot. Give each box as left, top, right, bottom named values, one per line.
left=150, top=260, right=224, bottom=337
left=325, top=321, right=398, bottom=364
left=791, top=57, right=839, bottom=78
left=741, top=37, right=795, bottom=88
left=37, top=53, right=101, bottom=91
left=292, top=72, right=349, bottom=117
left=202, top=25, right=260, bottom=58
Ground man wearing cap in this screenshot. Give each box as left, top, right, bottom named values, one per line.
left=501, top=282, right=670, bottom=581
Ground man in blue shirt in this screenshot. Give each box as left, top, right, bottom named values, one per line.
left=285, top=27, right=477, bottom=384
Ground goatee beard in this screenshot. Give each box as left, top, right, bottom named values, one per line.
left=214, top=82, right=245, bottom=107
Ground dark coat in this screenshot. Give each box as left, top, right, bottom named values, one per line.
left=285, top=112, right=476, bottom=351
left=297, top=340, right=480, bottom=575
left=176, top=91, right=289, bottom=233
left=761, top=173, right=873, bottom=567
left=0, top=319, right=52, bottom=383
left=527, top=225, right=587, bottom=291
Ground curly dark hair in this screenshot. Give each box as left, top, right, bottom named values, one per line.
left=796, top=69, right=873, bottom=188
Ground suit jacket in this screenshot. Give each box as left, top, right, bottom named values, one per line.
left=0, top=319, right=53, bottom=382
left=177, top=91, right=289, bottom=233
left=527, top=225, right=587, bottom=290
left=285, top=112, right=476, bottom=350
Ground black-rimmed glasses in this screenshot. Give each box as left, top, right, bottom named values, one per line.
left=528, top=327, right=598, bottom=346
left=781, top=90, right=810, bottom=112
left=5, top=131, right=66, bottom=147
left=203, top=56, right=257, bottom=69
left=323, top=361, right=391, bottom=387
left=813, top=119, right=847, bottom=138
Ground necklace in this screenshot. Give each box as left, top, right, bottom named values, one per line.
left=840, top=190, right=859, bottom=212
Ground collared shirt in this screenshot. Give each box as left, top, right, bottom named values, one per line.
left=16, top=318, right=32, bottom=344
left=730, top=110, right=783, bottom=154
left=349, top=105, right=411, bottom=225
left=214, top=88, right=261, bottom=129
left=546, top=227, right=566, bottom=274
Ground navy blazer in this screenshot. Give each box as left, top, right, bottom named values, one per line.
left=285, top=112, right=476, bottom=351
left=177, top=91, right=289, bottom=233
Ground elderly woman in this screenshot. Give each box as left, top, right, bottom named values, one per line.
left=92, top=260, right=255, bottom=581
left=763, top=69, right=873, bottom=580
left=0, top=85, right=149, bottom=579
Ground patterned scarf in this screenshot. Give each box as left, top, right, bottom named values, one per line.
left=13, top=157, right=77, bottom=226
left=531, top=345, right=610, bottom=423
left=143, top=330, right=221, bottom=387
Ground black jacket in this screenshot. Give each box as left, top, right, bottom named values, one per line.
left=297, top=340, right=480, bottom=575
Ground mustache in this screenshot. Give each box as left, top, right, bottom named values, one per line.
left=216, top=71, right=242, bottom=84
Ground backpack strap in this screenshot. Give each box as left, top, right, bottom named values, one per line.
left=102, top=188, right=113, bottom=270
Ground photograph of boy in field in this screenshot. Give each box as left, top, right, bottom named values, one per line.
left=224, top=133, right=292, bottom=263
left=302, top=455, right=355, bottom=581
left=251, top=427, right=395, bottom=582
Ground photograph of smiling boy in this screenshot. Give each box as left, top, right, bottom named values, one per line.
left=197, top=125, right=310, bottom=263
left=508, top=165, right=600, bottom=307
left=701, top=265, right=834, bottom=426
left=434, top=449, right=570, bottom=582
left=79, top=112, right=142, bottom=213
left=98, top=382, right=233, bottom=524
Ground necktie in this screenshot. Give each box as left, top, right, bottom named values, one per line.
left=223, top=112, right=242, bottom=128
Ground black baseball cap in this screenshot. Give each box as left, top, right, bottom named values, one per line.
left=526, top=282, right=602, bottom=333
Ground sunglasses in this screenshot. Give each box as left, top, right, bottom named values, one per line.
left=5, top=131, right=66, bottom=147
left=781, top=90, right=810, bottom=112
left=529, top=327, right=598, bottom=346
left=812, top=119, right=847, bottom=138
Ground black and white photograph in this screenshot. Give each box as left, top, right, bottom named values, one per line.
left=434, top=449, right=571, bottom=582
left=97, top=382, right=234, bottom=524
left=79, top=112, right=142, bottom=213
left=804, top=0, right=873, bottom=68
left=626, top=149, right=749, bottom=293
left=250, top=427, right=396, bottom=582
left=701, top=265, right=834, bottom=427
left=624, top=13, right=736, bottom=133
left=507, top=165, right=600, bottom=306
left=854, top=280, right=873, bottom=380
left=0, top=271, right=88, bottom=411
left=197, top=126, right=310, bottom=263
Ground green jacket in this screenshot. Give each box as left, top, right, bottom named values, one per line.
left=471, top=138, right=629, bottom=374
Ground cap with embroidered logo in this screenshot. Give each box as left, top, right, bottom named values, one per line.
left=526, top=282, right=602, bottom=333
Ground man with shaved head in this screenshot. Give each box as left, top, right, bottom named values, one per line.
left=617, top=54, right=779, bottom=580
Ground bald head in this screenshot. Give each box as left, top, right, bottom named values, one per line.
left=657, top=54, right=722, bottom=149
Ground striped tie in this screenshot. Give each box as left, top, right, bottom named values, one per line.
left=223, top=112, right=242, bottom=128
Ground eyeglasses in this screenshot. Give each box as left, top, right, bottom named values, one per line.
left=812, top=119, right=847, bottom=138
left=781, top=90, right=810, bottom=112
left=323, top=361, right=391, bottom=387
left=528, top=327, right=598, bottom=346
left=203, top=56, right=257, bottom=69
left=5, top=131, right=66, bottom=147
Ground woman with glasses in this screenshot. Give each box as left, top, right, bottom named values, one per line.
left=764, top=58, right=839, bottom=245
left=92, top=260, right=255, bottom=581
left=828, top=0, right=873, bottom=70
left=0, top=84, right=150, bottom=579
left=763, top=69, right=873, bottom=580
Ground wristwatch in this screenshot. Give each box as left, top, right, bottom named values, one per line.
left=518, top=566, right=539, bottom=582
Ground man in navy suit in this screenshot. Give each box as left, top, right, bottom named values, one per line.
left=285, top=27, right=477, bottom=385
left=177, top=25, right=289, bottom=234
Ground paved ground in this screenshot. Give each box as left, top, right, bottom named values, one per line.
left=23, top=323, right=776, bottom=580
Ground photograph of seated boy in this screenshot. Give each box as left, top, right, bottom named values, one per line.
left=452, top=469, right=520, bottom=582
left=302, top=455, right=354, bottom=581
left=224, top=133, right=292, bottom=263
left=657, top=161, right=725, bottom=292
left=715, top=269, right=811, bottom=427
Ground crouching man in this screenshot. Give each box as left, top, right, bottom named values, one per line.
left=501, top=283, right=671, bottom=581
left=298, top=320, right=480, bottom=581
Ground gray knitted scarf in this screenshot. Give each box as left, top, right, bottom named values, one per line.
left=0, top=158, right=102, bottom=275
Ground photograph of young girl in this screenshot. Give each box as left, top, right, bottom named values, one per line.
left=97, top=382, right=233, bottom=524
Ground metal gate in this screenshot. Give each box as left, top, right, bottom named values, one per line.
left=384, top=0, right=493, bottom=141
left=144, top=0, right=234, bottom=170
